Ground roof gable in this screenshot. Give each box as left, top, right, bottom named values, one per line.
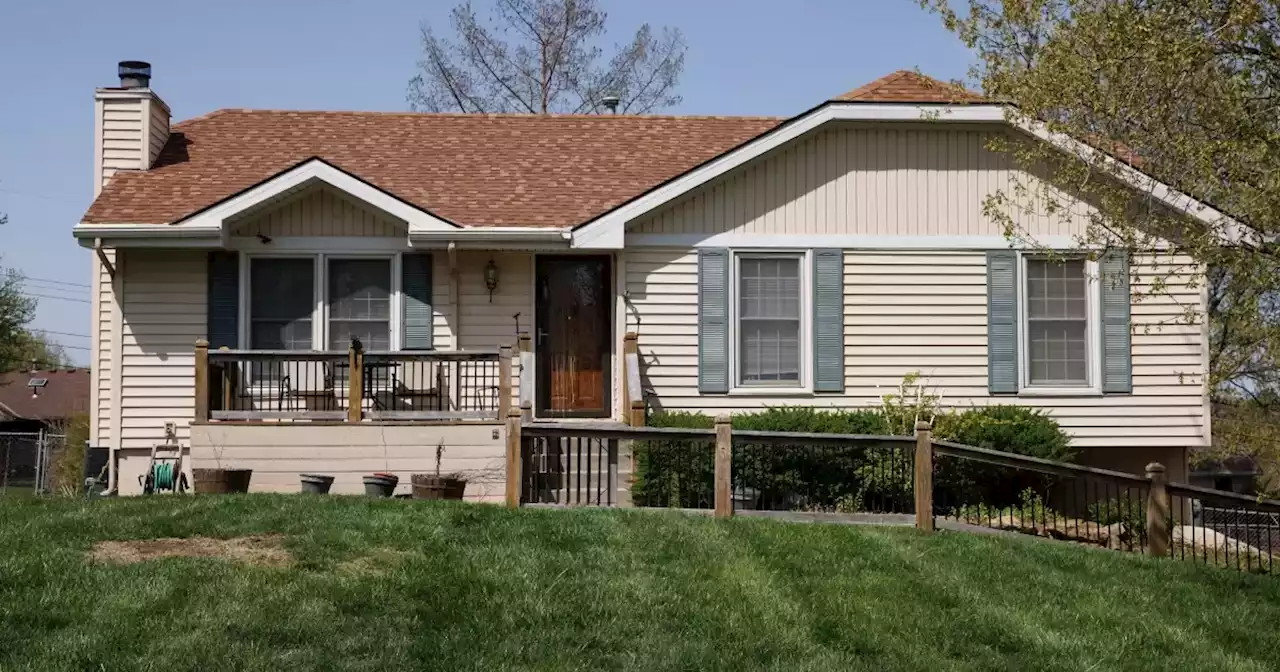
left=833, top=70, right=985, bottom=103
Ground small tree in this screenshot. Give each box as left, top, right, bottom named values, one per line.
left=408, top=0, right=686, bottom=114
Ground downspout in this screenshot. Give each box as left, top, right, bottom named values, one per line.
left=448, top=242, right=461, bottom=350
left=105, top=249, right=125, bottom=495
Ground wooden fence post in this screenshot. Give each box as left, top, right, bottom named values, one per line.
left=914, top=421, right=934, bottom=532
left=714, top=414, right=733, bottom=519
left=498, top=345, right=513, bottom=421
left=193, top=339, right=209, bottom=423
left=506, top=405, right=523, bottom=509
left=623, top=332, right=646, bottom=427
left=1146, top=462, right=1171, bottom=557
left=347, top=341, right=363, bottom=423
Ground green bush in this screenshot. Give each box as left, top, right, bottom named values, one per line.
left=1087, top=497, right=1147, bottom=539
left=933, top=406, right=1074, bottom=512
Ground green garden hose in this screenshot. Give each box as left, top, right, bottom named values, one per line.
left=151, top=462, right=176, bottom=491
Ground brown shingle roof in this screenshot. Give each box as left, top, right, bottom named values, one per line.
left=833, top=70, right=985, bottom=103
left=83, top=111, right=781, bottom=227
left=81, top=71, right=993, bottom=227
left=0, top=370, right=90, bottom=423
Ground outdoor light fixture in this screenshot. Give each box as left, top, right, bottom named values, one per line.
left=484, top=259, right=499, bottom=302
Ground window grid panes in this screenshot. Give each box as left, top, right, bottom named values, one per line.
left=327, top=258, right=392, bottom=351
left=737, top=255, right=801, bottom=386
left=1026, top=258, right=1088, bottom=385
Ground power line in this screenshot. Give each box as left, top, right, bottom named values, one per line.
left=22, top=277, right=90, bottom=289
left=21, top=293, right=90, bottom=304
left=31, top=329, right=91, bottom=340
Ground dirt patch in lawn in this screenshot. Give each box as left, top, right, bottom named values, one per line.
left=87, top=535, right=292, bottom=567
left=335, top=547, right=417, bottom=576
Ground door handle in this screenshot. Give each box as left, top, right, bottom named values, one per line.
left=537, top=328, right=549, bottom=345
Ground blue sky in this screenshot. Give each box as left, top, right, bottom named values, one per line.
left=0, top=0, right=973, bottom=365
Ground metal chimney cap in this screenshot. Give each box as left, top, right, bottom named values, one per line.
left=598, top=95, right=620, bottom=114
left=117, top=60, right=152, bottom=88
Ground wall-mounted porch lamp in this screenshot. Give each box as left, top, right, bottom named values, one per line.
left=484, top=259, right=499, bottom=302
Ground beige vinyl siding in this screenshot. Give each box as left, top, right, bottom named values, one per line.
left=624, top=247, right=1206, bottom=448
left=632, top=125, right=1094, bottom=239
left=100, top=98, right=144, bottom=186
left=147, top=99, right=169, bottom=167
left=118, top=250, right=206, bottom=454
left=189, top=424, right=506, bottom=499
left=230, top=186, right=403, bottom=237
left=91, top=251, right=115, bottom=444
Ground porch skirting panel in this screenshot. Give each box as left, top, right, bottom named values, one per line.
left=188, top=423, right=506, bottom=500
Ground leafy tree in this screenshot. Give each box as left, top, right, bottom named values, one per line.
left=0, top=211, right=67, bottom=373
left=922, top=0, right=1280, bottom=479
left=408, top=0, right=686, bottom=114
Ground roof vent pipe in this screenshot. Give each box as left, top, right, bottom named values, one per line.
left=117, top=61, right=151, bottom=88
left=598, top=95, right=620, bottom=114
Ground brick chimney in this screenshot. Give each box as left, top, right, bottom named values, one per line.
left=93, top=61, right=170, bottom=197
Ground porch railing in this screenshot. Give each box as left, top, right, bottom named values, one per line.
left=194, top=340, right=512, bottom=423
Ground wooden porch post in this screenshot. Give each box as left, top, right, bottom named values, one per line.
left=506, top=404, right=524, bottom=508
left=1146, top=463, right=1171, bottom=557
left=518, top=332, right=533, bottom=419
left=193, top=339, right=209, bottom=423
left=498, top=345, right=513, bottom=421
left=914, top=421, right=934, bottom=532
left=623, top=332, right=645, bottom=427
left=714, top=414, right=733, bottom=519
left=347, top=341, right=363, bottom=423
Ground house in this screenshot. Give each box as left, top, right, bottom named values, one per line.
left=0, top=369, right=90, bottom=490
left=74, top=63, right=1210, bottom=496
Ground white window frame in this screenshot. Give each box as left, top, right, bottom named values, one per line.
left=1016, top=252, right=1103, bottom=396
left=728, top=249, right=812, bottom=395
left=239, top=251, right=402, bottom=353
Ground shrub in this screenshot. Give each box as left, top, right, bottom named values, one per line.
left=933, top=406, right=1074, bottom=512
left=1087, top=497, right=1147, bottom=539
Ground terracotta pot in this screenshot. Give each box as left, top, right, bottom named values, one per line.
left=411, top=473, right=467, bottom=500
left=192, top=468, right=253, bottom=494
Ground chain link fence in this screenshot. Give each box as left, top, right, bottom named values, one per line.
left=0, top=431, right=65, bottom=495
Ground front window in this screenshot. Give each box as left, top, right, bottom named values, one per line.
left=327, top=258, right=391, bottom=350
left=1024, top=257, right=1090, bottom=386
left=736, top=254, right=803, bottom=386
left=249, top=257, right=314, bottom=350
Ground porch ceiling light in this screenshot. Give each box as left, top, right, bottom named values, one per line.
left=484, top=259, right=499, bottom=302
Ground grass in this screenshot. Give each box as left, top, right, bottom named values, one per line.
left=2, top=497, right=1279, bottom=671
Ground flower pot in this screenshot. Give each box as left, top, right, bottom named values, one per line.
left=300, top=473, right=335, bottom=494
left=192, top=468, right=253, bottom=494
left=411, top=473, right=467, bottom=500
left=363, top=473, right=399, bottom=497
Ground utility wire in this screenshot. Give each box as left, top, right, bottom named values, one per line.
left=30, top=329, right=91, bottom=340
left=21, top=293, right=90, bottom=304
left=22, top=277, right=90, bottom=289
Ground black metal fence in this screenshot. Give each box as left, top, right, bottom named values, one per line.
left=932, top=440, right=1152, bottom=553
left=1169, top=483, right=1280, bottom=574
left=206, top=349, right=504, bottom=421
left=731, top=432, right=915, bottom=513
left=520, top=426, right=622, bottom=506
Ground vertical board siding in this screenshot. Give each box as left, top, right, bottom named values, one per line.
left=625, top=247, right=1205, bottom=448
left=230, top=186, right=403, bottom=237
left=118, top=250, right=206, bottom=452
left=100, top=98, right=143, bottom=186
left=632, top=125, right=1094, bottom=238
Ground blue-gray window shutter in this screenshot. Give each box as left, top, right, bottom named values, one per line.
left=698, top=249, right=730, bottom=393
left=987, top=250, right=1018, bottom=394
left=812, top=249, right=844, bottom=392
left=402, top=253, right=434, bottom=350
left=207, top=252, right=239, bottom=349
left=1099, top=250, right=1132, bottom=393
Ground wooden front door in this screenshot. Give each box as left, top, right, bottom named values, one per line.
left=536, top=256, right=611, bottom=418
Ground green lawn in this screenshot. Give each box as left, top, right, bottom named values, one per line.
left=1, top=496, right=1278, bottom=671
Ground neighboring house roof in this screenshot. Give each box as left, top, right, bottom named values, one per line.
left=0, top=370, right=90, bottom=424
left=81, top=70, right=987, bottom=229
left=832, top=70, right=986, bottom=103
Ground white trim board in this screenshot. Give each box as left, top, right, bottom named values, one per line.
left=625, top=234, right=1097, bottom=250
left=571, top=101, right=1239, bottom=250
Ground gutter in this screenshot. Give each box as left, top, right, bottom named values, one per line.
left=409, top=227, right=571, bottom=247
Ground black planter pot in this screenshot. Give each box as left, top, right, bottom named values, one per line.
left=363, top=473, right=399, bottom=497
left=300, top=473, right=335, bottom=494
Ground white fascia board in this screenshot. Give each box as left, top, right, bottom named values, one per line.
left=177, top=159, right=458, bottom=234
left=625, top=233, right=1099, bottom=250
left=571, top=103, right=1008, bottom=249
left=409, top=227, right=571, bottom=248
left=73, top=222, right=223, bottom=248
